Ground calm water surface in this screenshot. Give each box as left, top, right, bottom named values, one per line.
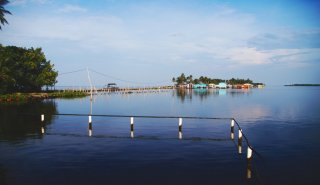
left=0, top=86, right=320, bottom=185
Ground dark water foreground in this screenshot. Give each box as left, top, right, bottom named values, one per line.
left=0, top=87, right=320, bottom=185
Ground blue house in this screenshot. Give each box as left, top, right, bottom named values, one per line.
left=217, top=82, right=227, bottom=89
left=193, top=83, right=207, bottom=89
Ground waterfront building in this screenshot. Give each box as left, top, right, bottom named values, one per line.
left=193, top=83, right=207, bottom=89
left=208, top=83, right=216, bottom=88
left=217, top=82, right=227, bottom=89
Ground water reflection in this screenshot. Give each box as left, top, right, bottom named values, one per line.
left=238, top=137, right=242, bottom=154
left=246, top=160, right=252, bottom=179
left=231, top=105, right=270, bottom=122
left=178, top=131, right=183, bottom=139
left=88, top=122, right=93, bottom=137
left=0, top=100, right=57, bottom=141
left=174, top=89, right=252, bottom=103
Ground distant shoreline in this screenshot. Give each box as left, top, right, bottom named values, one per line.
left=284, top=84, right=320, bottom=86
left=0, top=91, right=88, bottom=103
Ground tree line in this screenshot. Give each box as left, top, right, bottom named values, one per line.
left=0, top=45, right=58, bottom=93
left=172, top=73, right=253, bottom=85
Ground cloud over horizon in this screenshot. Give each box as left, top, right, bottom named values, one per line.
left=1, top=0, right=320, bottom=86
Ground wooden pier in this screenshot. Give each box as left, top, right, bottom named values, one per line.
left=60, top=86, right=175, bottom=95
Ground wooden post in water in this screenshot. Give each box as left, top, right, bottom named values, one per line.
left=88, top=115, right=92, bottom=137
left=230, top=119, right=235, bottom=140
left=179, top=118, right=182, bottom=131
left=130, top=117, right=134, bottom=131
left=238, top=129, right=243, bottom=154
left=247, top=147, right=253, bottom=160
left=41, top=114, right=45, bottom=134
left=238, top=129, right=243, bottom=140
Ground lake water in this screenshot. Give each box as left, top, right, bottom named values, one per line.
left=0, top=86, right=320, bottom=185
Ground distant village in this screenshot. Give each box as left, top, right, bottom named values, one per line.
left=172, top=73, right=265, bottom=89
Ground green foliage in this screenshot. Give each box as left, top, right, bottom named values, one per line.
left=174, top=73, right=194, bottom=85
left=227, top=78, right=253, bottom=85
left=0, top=45, right=58, bottom=93
left=48, top=91, right=87, bottom=99
left=173, top=73, right=254, bottom=85
left=0, top=91, right=87, bottom=103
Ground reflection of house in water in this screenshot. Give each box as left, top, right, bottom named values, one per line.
left=175, top=88, right=192, bottom=102
left=218, top=89, right=226, bottom=95
left=175, top=88, right=253, bottom=102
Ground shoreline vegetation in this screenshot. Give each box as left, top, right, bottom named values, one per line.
left=0, top=91, right=88, bottom=103
left=284, top=84, right=320, bottom=86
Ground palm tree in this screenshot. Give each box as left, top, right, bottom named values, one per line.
left=0, top=0, right=11, bottom=30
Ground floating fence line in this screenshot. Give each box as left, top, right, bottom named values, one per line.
left=39, top=114, right=254, bottom=156
left=38, top=113, right=258, bottom=179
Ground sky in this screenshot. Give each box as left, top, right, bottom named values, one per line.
left=1, top=0, right=320, bottom=87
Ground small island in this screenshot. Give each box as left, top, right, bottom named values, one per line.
left=172, top=73, right=265, bottom=89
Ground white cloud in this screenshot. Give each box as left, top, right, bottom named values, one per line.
left=57, top=4, right=87, bottom=13
left=8, top=0, right=27, bottom=6
left=2, top=2, right=320, bottom=76
left=219, top=47, right=320, bottom=67
left=9, top=0, right=50, bottom=6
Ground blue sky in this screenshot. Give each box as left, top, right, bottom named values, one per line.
left=1, top=0, right=320, bottom=86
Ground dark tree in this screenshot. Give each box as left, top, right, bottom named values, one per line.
left=0, top=0, right=11, bottom=30
left=0, top=45, right=58, bottom=93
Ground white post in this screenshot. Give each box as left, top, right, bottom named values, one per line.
left=247, top=147, right=253, bottom=159
left=238, top=129, right=242, bottom=139
left=41, top=114, right=45, bottom=134
left=179, top=118, right=182, bottom=131
left=230, top=119, right=235, bottom=140
left=131, top=131, right=134, bottom=138
left=89, top=115, right=92, bottom=123
left=130, top=117, right=134, bottom=131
